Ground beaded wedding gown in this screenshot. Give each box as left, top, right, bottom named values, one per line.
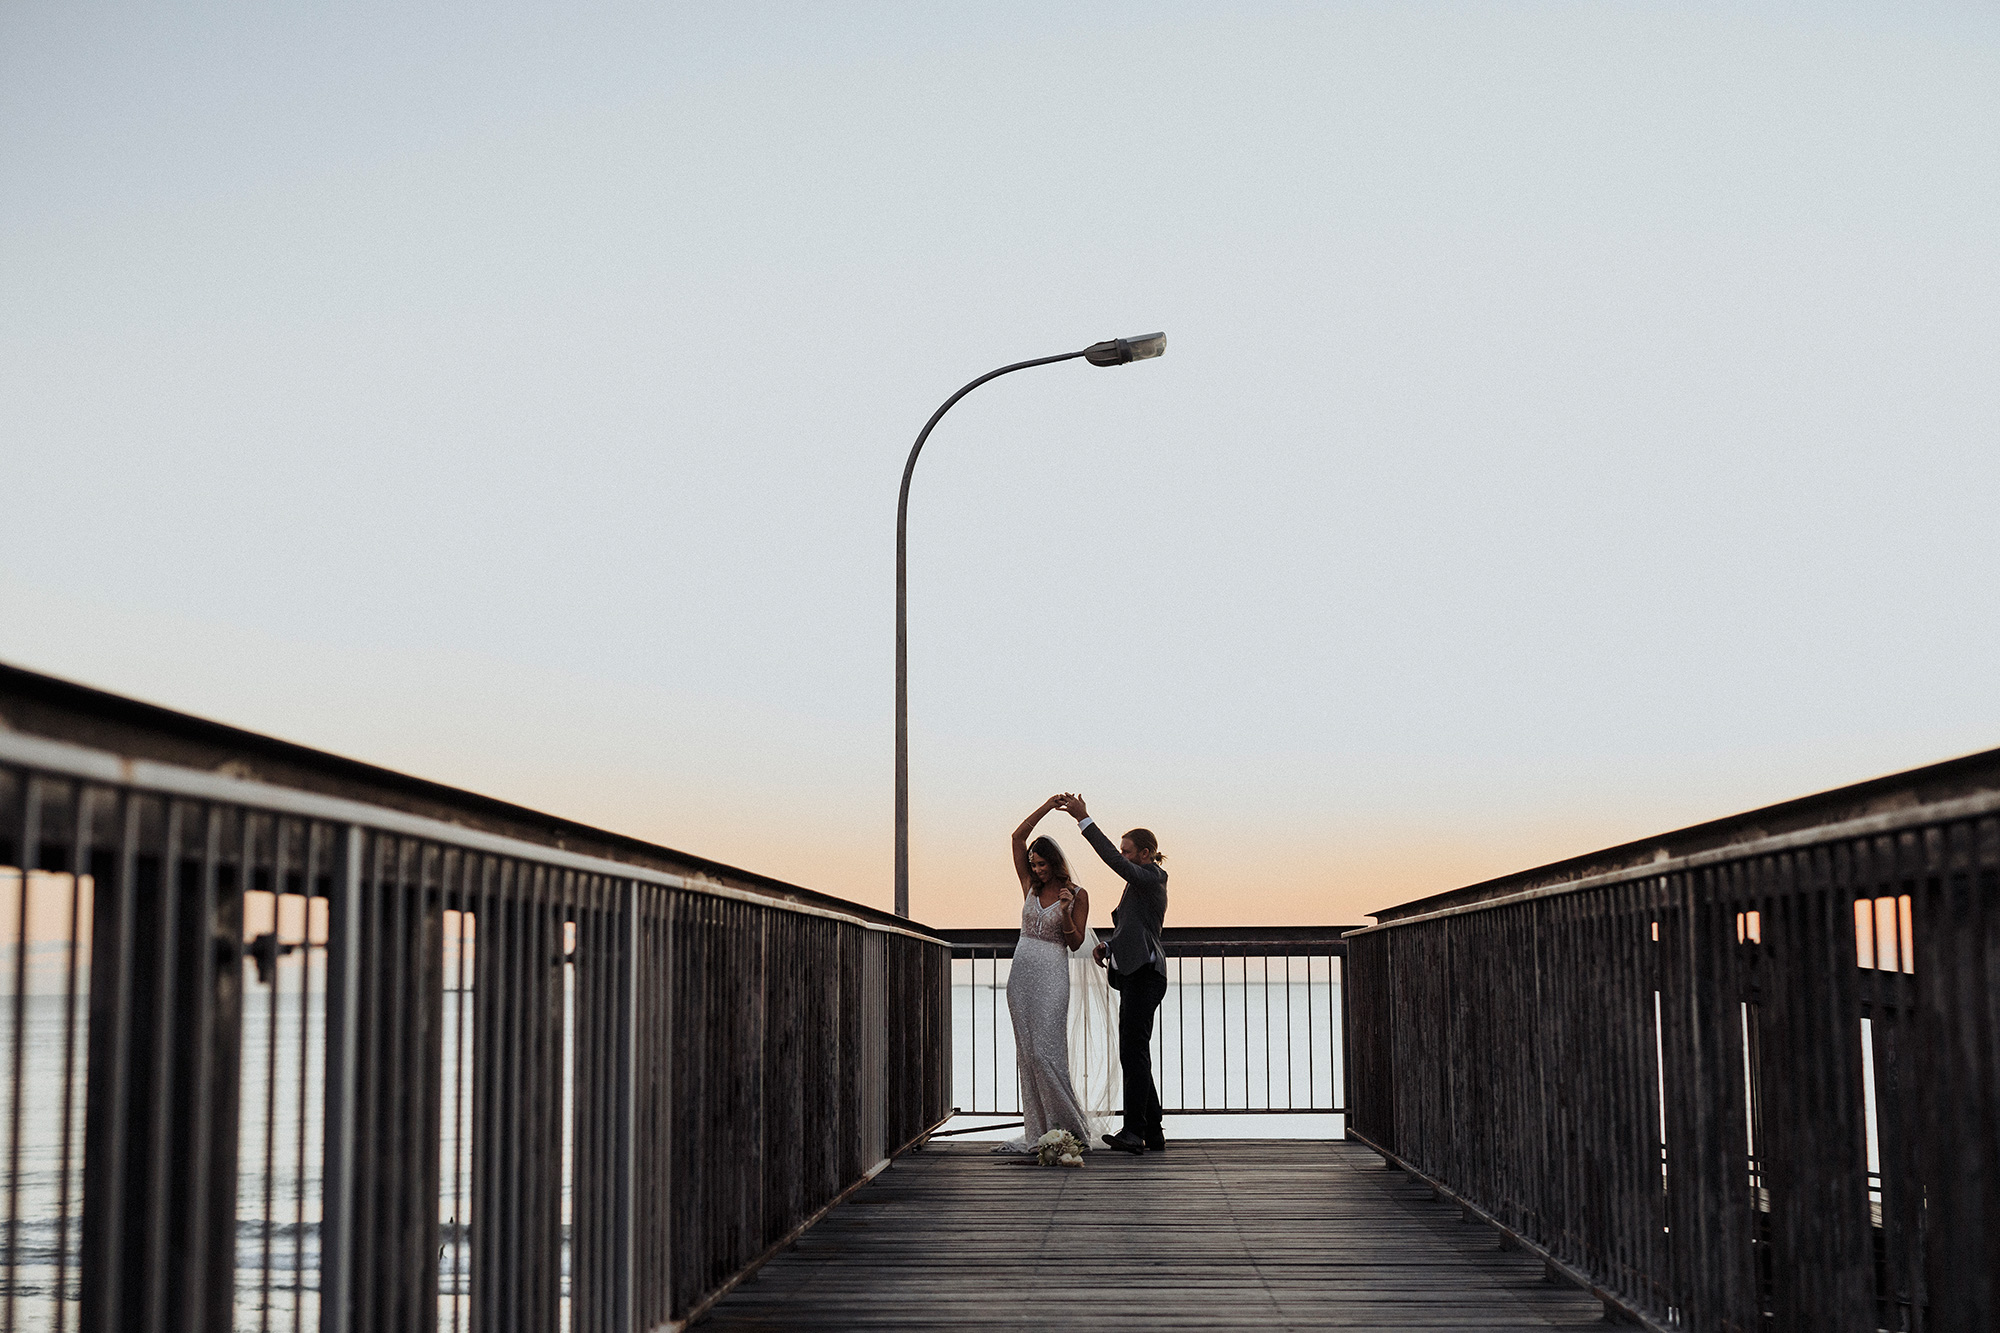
left=998, top=891, right=1119, bottom=1152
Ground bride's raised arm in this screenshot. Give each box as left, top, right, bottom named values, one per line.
left=1011, top=795, right=1064, bottom=896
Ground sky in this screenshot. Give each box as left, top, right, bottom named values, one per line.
left=3, top=1, right=1998, bottom=929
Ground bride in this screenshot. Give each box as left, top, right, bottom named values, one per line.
left=996, top=795, right=1120, bottom=1154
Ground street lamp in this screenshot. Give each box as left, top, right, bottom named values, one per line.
left=894, top=333, right=1167, bottom=917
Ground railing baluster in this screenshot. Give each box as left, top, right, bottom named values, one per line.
left=1171, top=955, right=1182, bottom=1110
left=614, top=878, right=639, bottom=1333
left=52, top=783, right=93, bottom=1333
left=320, top=825, right=363, bottom=1333
left=3, top=774, right=39, bottom=1333
left=1307, top=953, right=1316, bottom=1110
left=256, top=816, right=280, bottom=1333
left=1262, top=955, right=1270, bottom=1110
left=295, top=824, right=322, bottom=1333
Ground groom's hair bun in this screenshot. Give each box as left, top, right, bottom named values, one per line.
left=1124, top=828, right=1163, bottom=862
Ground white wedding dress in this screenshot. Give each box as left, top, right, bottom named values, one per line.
left=998, top=891, right=1120, bottom=1152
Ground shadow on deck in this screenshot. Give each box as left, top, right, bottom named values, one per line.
left=701, top=1140, right=1607, bottom=1331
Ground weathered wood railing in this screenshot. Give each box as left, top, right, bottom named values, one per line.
left=0, top=662, right=952, bottom=1332
left=1345, top=746, right=2000, bottom=1332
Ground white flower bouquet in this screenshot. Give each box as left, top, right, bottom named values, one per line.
left=1035, top=1129, right=1085, bottom=1168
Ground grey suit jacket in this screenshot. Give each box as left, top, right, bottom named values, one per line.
left=1081, top=822, right=1168, bottom=976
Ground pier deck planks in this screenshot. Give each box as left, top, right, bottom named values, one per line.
left=700, top=1140, right=1605, bottom=1330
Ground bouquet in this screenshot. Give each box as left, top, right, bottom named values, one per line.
left=1035, top=1129, right=1085, bottom=1168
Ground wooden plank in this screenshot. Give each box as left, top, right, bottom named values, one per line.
left=700, top=1141, right=1606, bottom=1330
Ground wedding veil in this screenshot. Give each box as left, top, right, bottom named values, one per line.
left=1067, top=934, right=1122, bottom=1140
left=1053, top=833, right=1122, bottom=1141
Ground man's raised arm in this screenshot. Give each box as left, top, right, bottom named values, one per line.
left=1060, top=794, right=1165, bottom=887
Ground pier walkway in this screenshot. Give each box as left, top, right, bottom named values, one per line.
left=701, top=1140, right=1603, bottom=1331
left=7, top=663, right=1996, bottom=1331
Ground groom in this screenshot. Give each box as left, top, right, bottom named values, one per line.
left=1060, top=793, right=1169, bottom=1155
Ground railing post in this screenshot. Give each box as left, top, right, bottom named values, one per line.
left=861, top=932, right=887, bottom=1170
left=615, top=881, right=639, bottom=1333
left=320, top=825, right=364, bottom=1333
left=1336, top=944, right=1352, bottom=1130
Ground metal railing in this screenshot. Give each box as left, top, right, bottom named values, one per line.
left=1345, top=745, right=2000, bottom=1332
left=944, top=927, right=1354, bottom=1124
left=0, top=663, right=952, bottom=1333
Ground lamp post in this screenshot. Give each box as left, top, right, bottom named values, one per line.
left=894, top=332, right=1167, bottom=917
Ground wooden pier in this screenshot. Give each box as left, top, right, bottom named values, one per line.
left=700, top=1140, right=1604, bottom=1331
left=14, top=664, right=1993, bottom=1330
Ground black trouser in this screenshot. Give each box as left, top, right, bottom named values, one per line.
left=1108, top=965, right=1168, bottom=1141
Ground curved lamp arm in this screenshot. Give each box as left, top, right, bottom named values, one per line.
left=896, top=349, right=1085, bottom=550
left=895, top=333, right=1165, bottom=917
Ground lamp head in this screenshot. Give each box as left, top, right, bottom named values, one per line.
left=1083, top=332, right=1167, bottom=366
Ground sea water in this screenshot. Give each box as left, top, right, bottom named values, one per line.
left=946, top=955, right=1347, bottom=1141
